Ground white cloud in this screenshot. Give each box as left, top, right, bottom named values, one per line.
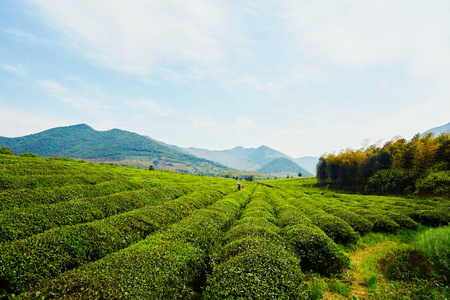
left=281, top=0, right=450, bottom=74
left=131, top=99, right=175, bottom=117
left=39, top=79, right=109, bottom=115
left=40, top=79, right=67, bottom=96
left=2, top=64, right=27, bottom=76
left=29, top=0, right=243, bottom=76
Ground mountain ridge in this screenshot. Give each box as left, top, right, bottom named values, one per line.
left=182, top=144, right=313, bottom=177
left=0, top=124, right=228, bottom=174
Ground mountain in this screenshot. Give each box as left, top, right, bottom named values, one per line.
left=181, top=146, right=256, bottom=167
left=0, top=124, right=228, bottom=173
left=422, top=122, right=450, bottom=135
left=183, top=145, right=313, bottom=177
left=295, top=156, right=320, bottom=175
left=257, top=157, right=308, bottom=177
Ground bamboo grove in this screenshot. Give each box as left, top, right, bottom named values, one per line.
left=316, top=133, right=450, bottom=195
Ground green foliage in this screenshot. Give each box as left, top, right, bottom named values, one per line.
left=310, top=214, right=360, bottom=245
left=379, top=248, right=432, bottom=281
left=356, top=210, right=400, bottom=233
left=283, top=224, right=350, bottom=276
left=205, top=239, right=303, bottom=299
left=415, top=226, right=450, bottom=282
left=408, top=209, right=450, bottom=227
left=366, top=169, right=418, bottom=195
left=1, top=154, right=449, bottom=298
left=317, top=132, right=450, bottom=196
left=0, top=147, right=14, bottom=155
left=21, top=189, right=252, bottom=299
left=0, top=187, right=187, bottom=242
left=415, top=170, right=450, bottom=196
left=0, top=187, right=228, bottom=295
left=322, top=206, right=374, bottom=235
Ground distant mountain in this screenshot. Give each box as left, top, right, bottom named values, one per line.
left=0, top=124, right=228, bottom=173
left=183, top=145, right=313, bottom=177
left=257, top=157, right=309, bottom=177
left=182, top=146, right=256, bottom=167
left=295, top=156, right=320, bottom=175
left=422, top=122, right=450, bottom=135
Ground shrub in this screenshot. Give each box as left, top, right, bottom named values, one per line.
left=356, top=210, right=400, bottom=233
left=379, top=248, right=432, bottom=281
left=0, top=147, right=14, bottom=155
left=384, top=212, right=419, bottom=230
left=204, top=241, right=303, bottom=299
left=21, top=191, right=252, bottom=299
left=0, top=190, right=224, bottom=294
left=283, top=224, right=350, bottom=275
left=408, top=209, right=450, bottom=227
left=222, top=222, right=283, bottom=246
left=276, top=204, right=311, bottom=228
left=415, top=226, right=450, bottom=283
left=322, top=206, right=373, bottom=235
left=310, top=214, right=360, bottom=245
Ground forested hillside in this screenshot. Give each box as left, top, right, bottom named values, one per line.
left=316, top=132, right=450, bottom=196
left=0, top=124, right=228, bottom=174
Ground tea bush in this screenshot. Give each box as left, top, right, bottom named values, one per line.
left=322, top=206, right=374, bottom=235
left=0, top=186, right=188, bottom=242
left=283, top=224, right=350, bottom=276
left=380, top=248, right=432, bottom=281
left=355, top=210, right=400, bottom=233
left=21, top=188, right=254, bottom=299
left=0, top=189, right=226, bottom=294
left=204, top=240, right=303, bottom=299
left=408, top=209, right=450, bottom=227
left=310, top=214, right=360, bottom=245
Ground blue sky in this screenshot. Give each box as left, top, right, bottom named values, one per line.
left=1, top=0, right=449, bottom=157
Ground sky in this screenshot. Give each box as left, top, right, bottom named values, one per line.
left=1, top=0, right=449, bottom=158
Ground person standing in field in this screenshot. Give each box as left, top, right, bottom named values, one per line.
left=237, top=182, right=242, bottom=190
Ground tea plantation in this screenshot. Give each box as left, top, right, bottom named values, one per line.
left=0, top=154, right=449, bottom=299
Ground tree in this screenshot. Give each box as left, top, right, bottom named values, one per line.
left=149, top=165, right=155, bottom=171
left=245, top=175, right=255, bottom=181
left=0, top=147, right=14, bottom=155
left=298, top=172, right=303, bottom=177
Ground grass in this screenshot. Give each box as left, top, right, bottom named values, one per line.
left=300, top=226, right=449, bottom=299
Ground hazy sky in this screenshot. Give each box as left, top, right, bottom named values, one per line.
left=1, top=1, right=449, bottom=157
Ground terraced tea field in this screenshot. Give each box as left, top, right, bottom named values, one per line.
left=1, top=155, right=449, bottom=299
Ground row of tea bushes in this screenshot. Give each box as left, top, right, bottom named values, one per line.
left=270, top=179, right=448, bottom=230
left=205, top=186, right=304, bottom=299
left=0, top=185, right=190, bottom=242
left=20, top=187, right=255, bottom=299
left=0, top=186, right=230, bottom=296
left=270, top=190, right=350, bottom=276
left=277, top=192, right=360, bottom=246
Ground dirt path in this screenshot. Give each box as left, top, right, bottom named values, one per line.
left=346, top=241, right=397, bottom=299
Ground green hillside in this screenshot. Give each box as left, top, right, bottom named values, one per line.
left=0, top=124, right=228, bottom=173
left=1, top=154, right=449, bottom=299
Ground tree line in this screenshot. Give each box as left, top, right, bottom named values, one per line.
left=316, top=132, right=450, bottom=196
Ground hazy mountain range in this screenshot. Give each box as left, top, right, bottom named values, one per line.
left=422, top=122, right=450, bottom=136
left=2, top=122, right=447, bottom=177
left=0, top=124, right=313, bottom=177
left=180, top=145, right=314, bottom=176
